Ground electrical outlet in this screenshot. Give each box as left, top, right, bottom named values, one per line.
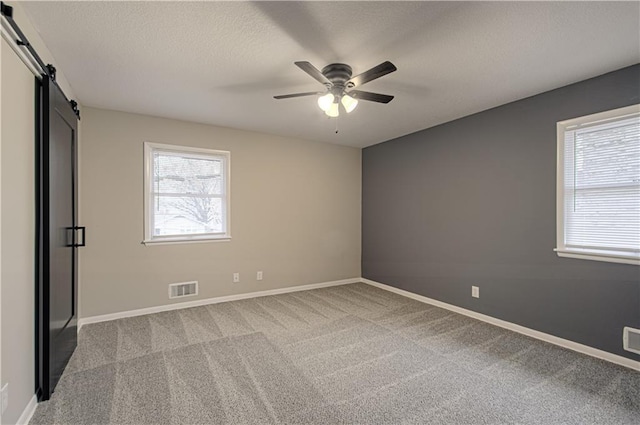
left=472, top=286, right=480, bottom=298
left=233, top=273, right=240, bottom=283
left=623, top=327, right=640, bottom=354
left=256, top=271, right=263, bottom=281
left=1, top=383, right=8, bottom=415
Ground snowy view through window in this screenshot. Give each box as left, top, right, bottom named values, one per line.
left=152, top=152, right=224, bottom=236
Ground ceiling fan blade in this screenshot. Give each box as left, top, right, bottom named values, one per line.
left=348, top=61, right=397, bottom=88
left=273, top=91, right=322, bottom=99
left=294, top=61, right=331, bottom=85
left=348, top=90, right=394, bottom=104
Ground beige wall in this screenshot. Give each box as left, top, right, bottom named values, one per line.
left=80, top=107, right=361, bottom=318
left=1, top=38, right=36, bottom=425
left=1, top=3, right=76, bottom=423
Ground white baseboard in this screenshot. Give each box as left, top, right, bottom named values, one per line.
left=78, top=277, right=359, bottom=330
left=16, top=394, right=37, bottom=425
left=362, top=278, right=640, bottom=372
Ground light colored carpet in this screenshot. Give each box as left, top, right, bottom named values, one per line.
left=30, top=282, right=639, bottom=424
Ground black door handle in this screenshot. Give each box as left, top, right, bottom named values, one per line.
left=65, top=226, right=86, bottom=247
left=75, top=226, right=86, bottom=247
left=64, top=227, right=74, bottom=247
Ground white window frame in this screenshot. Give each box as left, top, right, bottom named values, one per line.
left=143, top=142, right=231, bottom=245
left=555, top=104, right=640, bottom=266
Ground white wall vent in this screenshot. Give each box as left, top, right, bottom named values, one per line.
left=169, top=281, right=198, bottom=299
left=623, top=327, right=640, bottom=355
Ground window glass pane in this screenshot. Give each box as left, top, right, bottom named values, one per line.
left=574, top=121, right=639, bottom=189
left=153, top=195, right=223, bottom=236
left=154, top=153, right=223, bottom=195
left=568, top=187, right=640, bottom=251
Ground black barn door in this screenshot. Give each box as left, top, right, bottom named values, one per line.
left=36, top=76, right=80, bottom=400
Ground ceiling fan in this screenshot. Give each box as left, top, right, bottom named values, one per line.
left=274, top=61, right=397, bottom=117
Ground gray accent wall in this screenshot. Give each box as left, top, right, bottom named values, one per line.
left=362, top=64, right=640, bottom=360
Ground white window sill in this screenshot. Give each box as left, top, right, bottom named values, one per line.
left=143, top=236, right=231, bottom=246
left=555, top=248, right=639, bottom=266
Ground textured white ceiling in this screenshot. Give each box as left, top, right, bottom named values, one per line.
left=22, top=1, right=640, bottom=148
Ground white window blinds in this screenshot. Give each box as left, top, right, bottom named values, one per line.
left=152, top=151, right=225, bottom=236
left=557, top=105, right=640, bottom=265
left=143, top=143, right=231, bottom=244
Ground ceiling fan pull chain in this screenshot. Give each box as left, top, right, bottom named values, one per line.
left=335, top=117, right=339, bottom=134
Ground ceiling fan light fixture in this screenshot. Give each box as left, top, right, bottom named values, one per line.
left=275, top=61, right=397, bottom=122
left=317, top=93, right=334, bottom=111
left=325, top=102, right=340, bottom=117
left=341, top=94, right=358, bottom=113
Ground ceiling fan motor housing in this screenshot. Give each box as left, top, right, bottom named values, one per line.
left=273, top=60, right=395, bottom=106
left=322, top=63, right=354, bottom=94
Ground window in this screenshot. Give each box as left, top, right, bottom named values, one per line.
left=556, top=104, right=639, bottom=265
left=143, top=142, right=230, bottom=244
